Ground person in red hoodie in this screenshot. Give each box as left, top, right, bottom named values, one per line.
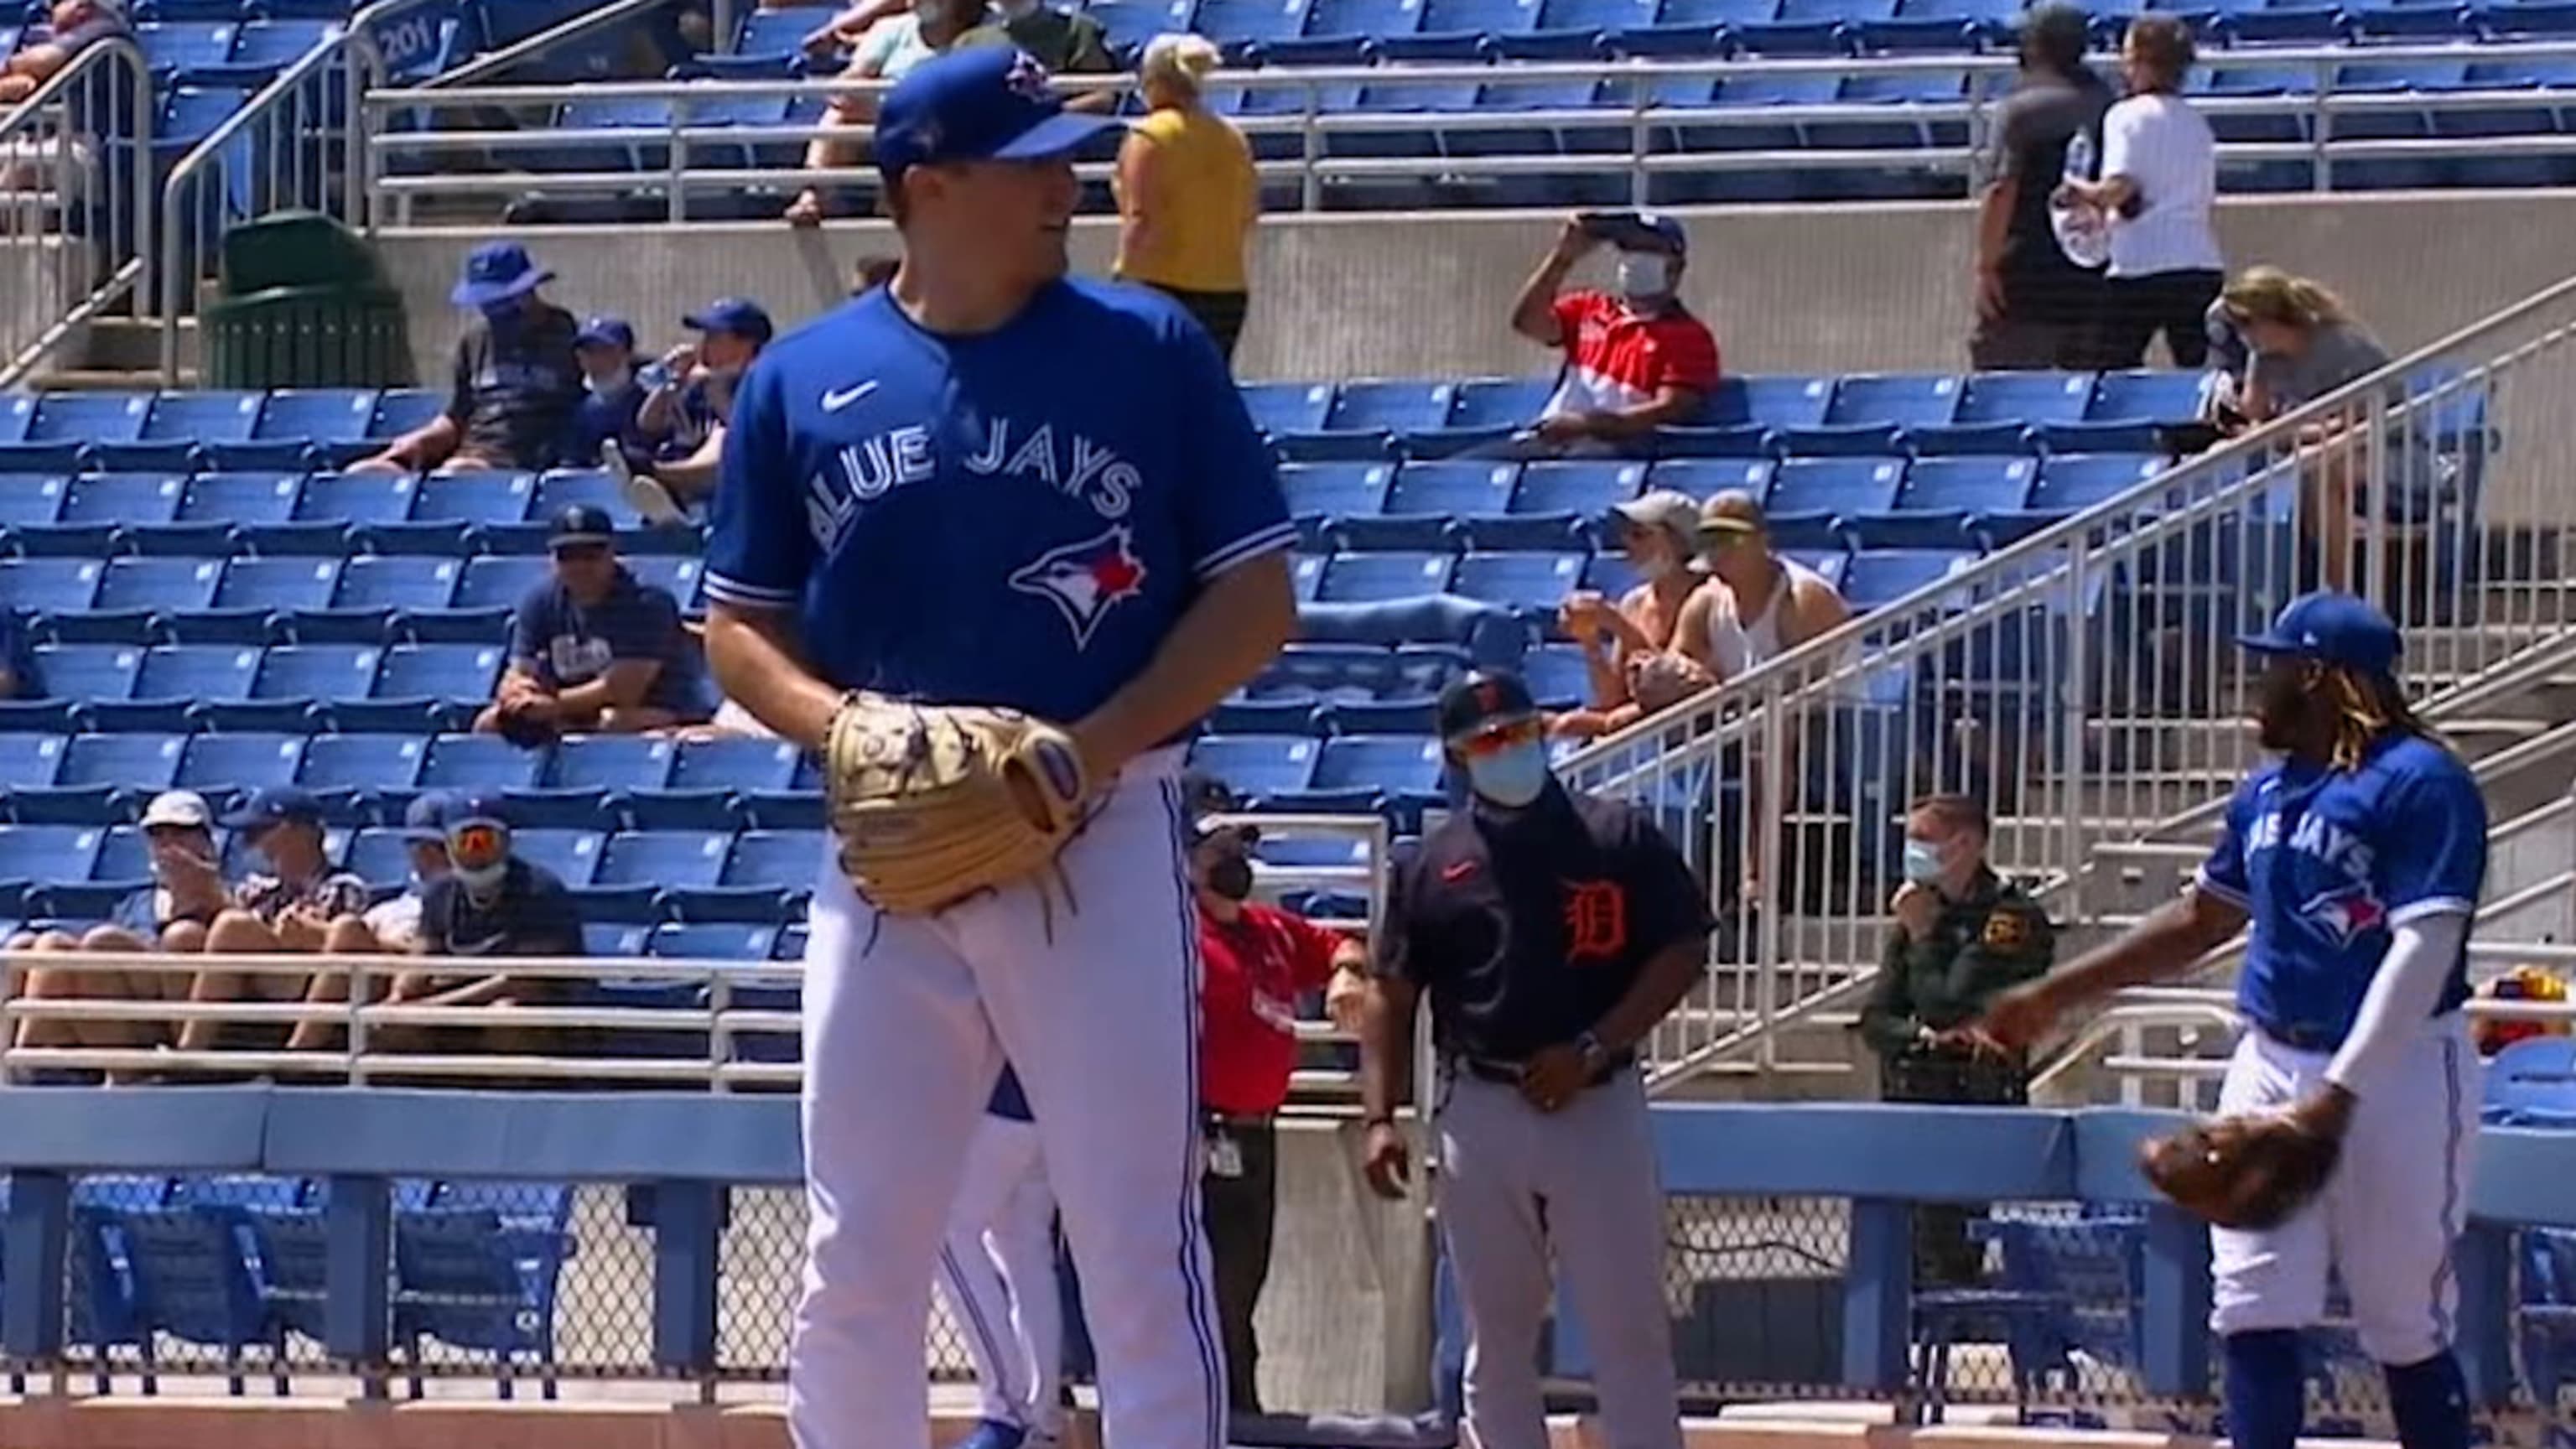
left=1184, top=774, right=1366, bottom=1415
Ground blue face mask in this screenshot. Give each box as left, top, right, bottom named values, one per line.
left=1901, top=838, right=1945, bottom=885
left=1466, top=740, right=1550, bottom=808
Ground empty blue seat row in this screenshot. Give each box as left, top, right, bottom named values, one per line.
left=0, top=554, right=705, bottom=620
left=0, top=388, right=445, bottom=470
left=0, top=467, right=662, bottom=538
left=132, top=16, right=341, bottom=84
left=0, top=730, right=811, bottom=805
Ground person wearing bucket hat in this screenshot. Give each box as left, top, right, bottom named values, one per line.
left=476, top=505, right=715, bottom=744
left=1976, top=590, right=2488, bottom=1449
left=1553, top=488, right=1713, bottom=740
left=1353, top=666, right=1712, bottom=1449
left=704, top=42, right=1296, bottom=1449
left=614, top=298, right=779, bottom=523
left=3, top=789, right=226, bottom=1061
left=355, top=239, right=584, bottom=476
left=1511, top=210, right=1719, bottom=457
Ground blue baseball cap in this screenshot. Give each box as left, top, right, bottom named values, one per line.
left=550, top=503, right=616, bottom=549
left=400, top=790, right=457, bottom=844
left=574, top=314, right=636, bottom=351
left=873, top=46, right=1118, bottom=185
left=2237, top=591, right=2402, bottom=677
left=450, top=240, right=553, bottom=309
left=446, top=792, right=512, bottom=834
left=221, top=785, right=325, bottom=832
left=683, top=298, right=774, bottom=346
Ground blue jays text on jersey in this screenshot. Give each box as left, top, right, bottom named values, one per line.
left=705, top=279, right=1295, bottom=725
left=2195, top=734, right=2488, bottom=1049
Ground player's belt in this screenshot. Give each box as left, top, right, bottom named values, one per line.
left=1453, top=1052, right=1635, bottom=1090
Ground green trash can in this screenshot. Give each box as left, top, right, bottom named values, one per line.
left=200, top=211, right=418, bottom=389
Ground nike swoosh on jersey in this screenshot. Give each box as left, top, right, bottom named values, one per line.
left=821, top=381, right=880, bottom=412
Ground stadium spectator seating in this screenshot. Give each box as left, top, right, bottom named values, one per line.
left=0, top=366, right=2424, bottom=995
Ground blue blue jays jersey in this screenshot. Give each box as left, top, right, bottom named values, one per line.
left=2197, top=734, right=2485, bottom=1049
left=704, top=279, right=1294, bottom=724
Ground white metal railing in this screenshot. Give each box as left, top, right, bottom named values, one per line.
left=1552, top=267, right=2576, bottom=1088
left=0, top=813, right=1391, bottom=1093
left=0, top=37, right=152, bottom=387
left=360, top=42, right=2576, bottom=221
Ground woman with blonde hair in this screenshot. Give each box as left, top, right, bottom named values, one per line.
left=1114, top=33, right=1259, bottom=362
left=2215, top=266, right=2393, bottom=590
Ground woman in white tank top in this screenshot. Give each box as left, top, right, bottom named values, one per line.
left=1675, top=491, right=1852, bottom=685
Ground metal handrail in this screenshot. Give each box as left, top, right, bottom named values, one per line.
left=0, top=36, right=153, bottom=388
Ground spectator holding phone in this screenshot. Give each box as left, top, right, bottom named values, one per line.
left=1509, top=210, right=1718, bottom=458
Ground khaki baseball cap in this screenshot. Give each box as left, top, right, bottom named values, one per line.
left=1610, top=489, right=1701, bottom=545
left=1696, top=489, right=1768, bottom=542
left=139, top=789, right=211, bottom=831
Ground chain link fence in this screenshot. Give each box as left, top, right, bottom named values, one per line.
left=8, top=1170, right=2567, bottom=1433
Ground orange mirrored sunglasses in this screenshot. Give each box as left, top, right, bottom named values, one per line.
left=447, top=822, right=508, bottom=869
left=1452, top=716, right=1543, bottom=758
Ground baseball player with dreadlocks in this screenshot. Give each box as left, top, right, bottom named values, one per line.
left=1980, top=591, right=2486, bottom=1449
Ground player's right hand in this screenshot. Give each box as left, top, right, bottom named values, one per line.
left=1971, top=979, right=2061, bottom=1057
left=1361, top=1121, right=1410, bottom=1200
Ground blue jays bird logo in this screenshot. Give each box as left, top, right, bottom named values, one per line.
left=2298, top=883, right=2389, bottom=947
left=1004, top=52, right=1054, bottom=102
left=1010, top=527, right=1148, bottom=648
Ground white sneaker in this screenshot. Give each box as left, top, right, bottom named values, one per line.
left=600, top=440, right=685, bottom=525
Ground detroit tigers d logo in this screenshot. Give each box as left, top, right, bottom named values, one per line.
left=1010, top=526, right=1149, bottom=648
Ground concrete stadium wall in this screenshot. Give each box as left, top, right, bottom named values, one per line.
left=377, top=191, right=2576, bottom=386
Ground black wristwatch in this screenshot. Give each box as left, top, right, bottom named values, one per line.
left=1574, top=1031, right=1611, bottom=1076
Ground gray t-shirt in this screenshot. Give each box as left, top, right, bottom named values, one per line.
left=2250, top=321, right=2391, bottom=413
left=1986, top=70, right=2114, bottom=281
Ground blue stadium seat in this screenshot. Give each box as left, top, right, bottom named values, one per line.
left=514, top=828, right=605, bottom=887
left=412, top=473, right=537, bottom=526
left=1955, top=371, right=2098, bottom=425
left=1451, top=377, right=1556, bottom=429
left=298, top=472, right=418, bottom=524
left=1326, top=381, right=1459, bottom=434
left=253, top=389, right=378, bottom=444
left=92, top=824, right=156, bottom=881
left=1239, top=380, right=1335, bottom=435
left=595, top=830, right=732, bottom=889
left=214, top=558, right=341, bottom=614
left=93, top=559, right=222, bottom=615
left=1280, top=463, right=1395, bottom=540
left=134, top=645, right=262, bottom=703
left=1646, top=456, right=1774, bottom=502
left=2028, top=454, right=2166, bottom=514
left=668, top=738, right=804, bottom=793
left=418, top=734, right=543, bottom=793
left=1852, top=455, right=2040, bottom=548
left=297, top=734, right=427, bottom=796
left=544, top=735, right=676, bottom=792
left=1089, top=0, right=1198, bottom=53
left=0, top=559, right=104, bottom=615
left=138, top=19, right=240, bottom=75
left=584, top=921, right=650, bottom=958
left=26, top=392, right=152, bottom=444
left=32, top=645, right=143, bottom=703
left=0, top=734, right=65, bottom=789
left=1306, top=734, right=1446, bottom=799
left=142, top=390, right=262, bottom=449
left=254, top=644, right=382, bottom=702
left=1825, top=374, right=1963, bottom=429
left=1840, top=548, right=1970, bottom=610
left=333, top=557, right=461, bottom=612
left=343, top=827, right=418, bottom=886
left=724, top=830, right=821, bottom=890
left=1449, top=551, right=1587, bottom=610
left=1317, top=552, right=1455, bottom=603
left=529, top=470, right=635, bottom=527
left=373, top=643, right=503, bottom=703
left=369, top=391, right=447, bottom=439
left=1522, top=642, right=1592, bottom=707
left=56, top=735, right=186, bottom=792
left=651, top=922, right=778, bottom=960
left=175, top=734, right=306, bottom=803
left=60, top=474, right=186, bottom=529
left=1344, top=462, right=1518, bottom=549
left=226, top=18, right=341, bottom=71
left=0, top=825, right=106, bottom=883
left=1511, top=461, right=1646, bottom=522
left=1766, top=456, right=1906, bottom=534
left=1254, top=643, right=1396, bottom=699
left=0, top=473, right=68, bottom=527
left=2085, top=371, right=2204, bottom=423
left=0, top=397, right=31, bottom=444
left=453, top=558, right=549, bottom=612
left=1185, top=735, right=1322, bottom=801
left=1289, top=555, right=1327, bottom=602
left=624, top=557, right=704, bottom=610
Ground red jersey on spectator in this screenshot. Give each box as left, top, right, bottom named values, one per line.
left=1200, top=904, right=1346, bottom=1116
left=1540, top=290, right=1722, bottom=419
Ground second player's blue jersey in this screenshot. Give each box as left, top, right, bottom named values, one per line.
left=704, top=278, right=1294, bottom=724
left=2197, top=733, right=2486, bottom=1049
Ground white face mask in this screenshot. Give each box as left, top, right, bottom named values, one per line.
left=1616, top=251, right=1675, bottom=302
left=585, top=364, right=631, bottom=397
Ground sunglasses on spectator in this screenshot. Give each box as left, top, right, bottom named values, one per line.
left=1451, top=716, right=1543, bottom=757
left=552, top=543, right=610, bottom=562
left=446, top=822, right=509, bottom=870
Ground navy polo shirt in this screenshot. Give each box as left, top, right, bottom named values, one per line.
left=509, top=564, right=713, bottom=720
left=1374, top=783, right=1713, bottom=1062
left=418, top=858, right=584, bottom=960
left=446, top=302, right=584, bottom=469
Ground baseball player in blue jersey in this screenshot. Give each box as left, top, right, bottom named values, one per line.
left=1981, top=591, right=2486, bottom=1449
left=701, top=46, right=1298, bottom=1449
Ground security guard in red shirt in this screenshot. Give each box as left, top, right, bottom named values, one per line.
left=1185, top=775, right=1367, bottom=1415
left=1352, top=668, right=1712, bottom=1449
